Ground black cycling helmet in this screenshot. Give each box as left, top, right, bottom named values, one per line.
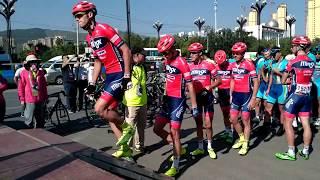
left=270, top=46, right=281, bottom=58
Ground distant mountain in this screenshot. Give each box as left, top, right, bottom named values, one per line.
left=0, top=28, right=88, bottom=51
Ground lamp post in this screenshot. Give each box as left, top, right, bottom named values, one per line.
left=153, top=21, right=163, bottom=40
left=194, top=17, right=205, bottom=37
left=236, top=15, right=247, bottom=40
left=250, top=0, right=267, bottom=47
left=0, top=0, right=18, bottom=55
left=286, top=15, right=296, bottom=40
left=126, top=0, right=131, bottom=48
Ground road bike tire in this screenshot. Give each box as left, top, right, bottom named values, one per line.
left=55, top=103, right=70, bottom=125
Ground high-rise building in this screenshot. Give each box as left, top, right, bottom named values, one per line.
left=248, top=10, right=257, bottom=26
left=307, top=0, right=320, bottom=40
left=272, top=13, right=277, bottom=20
left=277, top=3, right=287, bottom=31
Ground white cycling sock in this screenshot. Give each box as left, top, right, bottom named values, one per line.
left=207, top=140, right=212, bottom=149
left=303, top=145, right=309, bottom=155
left=288, top=146, right=295, bottom=156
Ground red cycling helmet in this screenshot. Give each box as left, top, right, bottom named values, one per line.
left=291, top=35, right=311, bottom=47
left=232, top=42, right=247, bottom=53
left=214, top=50, right=227, bottom=65
left=188, top=42, right=204, bottom=52
left=72, top=1, right=97, bottom=15
left=157, top=34, right=175, bottom=53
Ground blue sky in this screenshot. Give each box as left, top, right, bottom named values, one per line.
left=0, top=0, right=305, bottom=36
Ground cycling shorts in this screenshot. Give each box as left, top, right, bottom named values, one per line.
left=231, top=92, right=252, bottom=113
left=195, top=91, right=214, bottom=116
left=284, top=93, right=311, bottom=119
left=157, top=96, right=186, bottom=129
left=218, top=88, right=230, bottom=107
left=257, top=81, right=267, bottom=100
left=100, top=72, right=124, bottom=109
left=266, top=84, right=288, bottom=105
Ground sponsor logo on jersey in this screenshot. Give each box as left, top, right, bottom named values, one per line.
left=285, top=98, right=294, bottom=109
left=176, top=105, right=184, bottom=118
left=300, top=61, right=315, bottom=69
left=232, top=68, right=245, bottom=74
left=90, top=37, right=107, bottom=50
left=97, top=50, right=106, bottom=56
left=166, top=65, right=177, bottom=74
left=191, top=69, right=208, bottom=76
left=218, top=70, right=231, bottom=76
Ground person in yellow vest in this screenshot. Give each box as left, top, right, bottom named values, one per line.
left=112, top=47, right=148, bottom=158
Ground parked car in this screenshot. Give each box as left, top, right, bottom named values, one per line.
left=0, top=54, right=15, bottom=85
left=42, top=57, right=63, bottom=85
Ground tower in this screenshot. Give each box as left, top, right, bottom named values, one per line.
left=307, top=0, right=320, bottom=40
left=248, top=9, right=258, bottom=26
left=277, top=3, right=287, bottom=31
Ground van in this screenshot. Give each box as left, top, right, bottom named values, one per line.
left=0, top=54, right=15, bottom=85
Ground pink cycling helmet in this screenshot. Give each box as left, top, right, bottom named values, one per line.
left=291, top=35, right=311, bottom=48
left=188, top=42, right=204, bottom=52
left=232, top=42, right=247, bottom=53
left=157, top=35, right=175, bottom=53
left=72, top=1, right=97, bottom=15
left=214, top=50, right=227, bottom=65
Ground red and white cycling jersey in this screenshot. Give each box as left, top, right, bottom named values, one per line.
left=188, top=60, right=218, bottom=93
left=228, top=59, right=257, bottom=93
left=86, top=23, right=124, bottom=74
left=286, top=55, right=315, bottom=94
left=216, top=63, right=232, bottom=89
left=165, top=56, right=192, bottom=98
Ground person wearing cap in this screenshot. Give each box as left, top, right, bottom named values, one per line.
left=265, top=46, right=288, bottom=136
left=0, top=73, right=8, bottom=124
left=18, top=54, right=48, bottom=128
left=118, top=47, right=148, bottom=156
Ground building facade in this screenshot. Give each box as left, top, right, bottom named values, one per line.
left=307, top=0, right=320, bottom=40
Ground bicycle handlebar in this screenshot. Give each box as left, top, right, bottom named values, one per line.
left=48, top=91, right=66, bottom=98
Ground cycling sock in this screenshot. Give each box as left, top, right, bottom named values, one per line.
left=239, top=133, right=245, bottom=141
left=303, top=145, right=309, bottom=155
left=207, top=140, right=212, bottom=149
left=288, top=146, right=295, bottom=156
left=173, top=156, right=180, bottom=168
left=198, top=140, right=204, bottom=150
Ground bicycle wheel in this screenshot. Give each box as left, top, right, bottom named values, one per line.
left=55, top=102, right=70, bottom=125
left=85, top=95, right=100, bottom=125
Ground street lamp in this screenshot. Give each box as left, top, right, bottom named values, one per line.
left=153, top=21, right=163, bottom=40
left=0, top=0, right=18, bottom=55
left=251, top=0, right=267, bottom=47
left=194, top=17, right=205, bottom=37
left=126, top=0, right=131, bottom=48
left=286, top=15, right=296, bottom=40
left=236, top=15, right=247, bottom=40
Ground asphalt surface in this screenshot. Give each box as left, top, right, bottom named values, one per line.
left=3, top=85, right=320, bottom=180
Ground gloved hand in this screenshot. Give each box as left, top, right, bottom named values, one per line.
left=85, top=84, right=96, bottom=94
left=122, top=77, right=132, bottom=90
left=192, top=107, right=199, bottom=117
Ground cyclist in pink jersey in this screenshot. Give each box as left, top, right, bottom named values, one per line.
left=153, top=35, right=198, bottom=177
left=215, top=50, right=234, bottom=143
left=188, top=43, right=221, bottom=159
left=229, top=42, right=259, bottom=156
left=275, top=36, right=314, bottom=161
left=72, top=1, right=134, bottom=158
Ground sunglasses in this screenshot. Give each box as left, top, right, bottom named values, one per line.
left=74, top=13, right=86, bottom=19
left=233, top=52, right=242, bottom=55
left=190, top=52, right=200, bottom=55
left=162, top=51, right=171, bottom=56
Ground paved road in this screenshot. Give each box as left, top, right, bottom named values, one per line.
left=3, top=86, right=320, bottom=180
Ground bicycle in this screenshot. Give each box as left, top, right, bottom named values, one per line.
left=45, top=91, right=70, bottom=126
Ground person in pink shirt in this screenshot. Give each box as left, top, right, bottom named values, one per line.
left=18, top=54, right=48, bottom=128
left=0, top=74, right=8, bottom=123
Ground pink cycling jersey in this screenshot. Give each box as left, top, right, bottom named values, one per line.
left=228, top=59, right=257, bottom=93
left=165, top=56, right=192, bottom=98
left=216, top=63, right=232, bottom=89
left=188, top=60, right=218, bottom=93
left=86, top=23, right=124, bottom=74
